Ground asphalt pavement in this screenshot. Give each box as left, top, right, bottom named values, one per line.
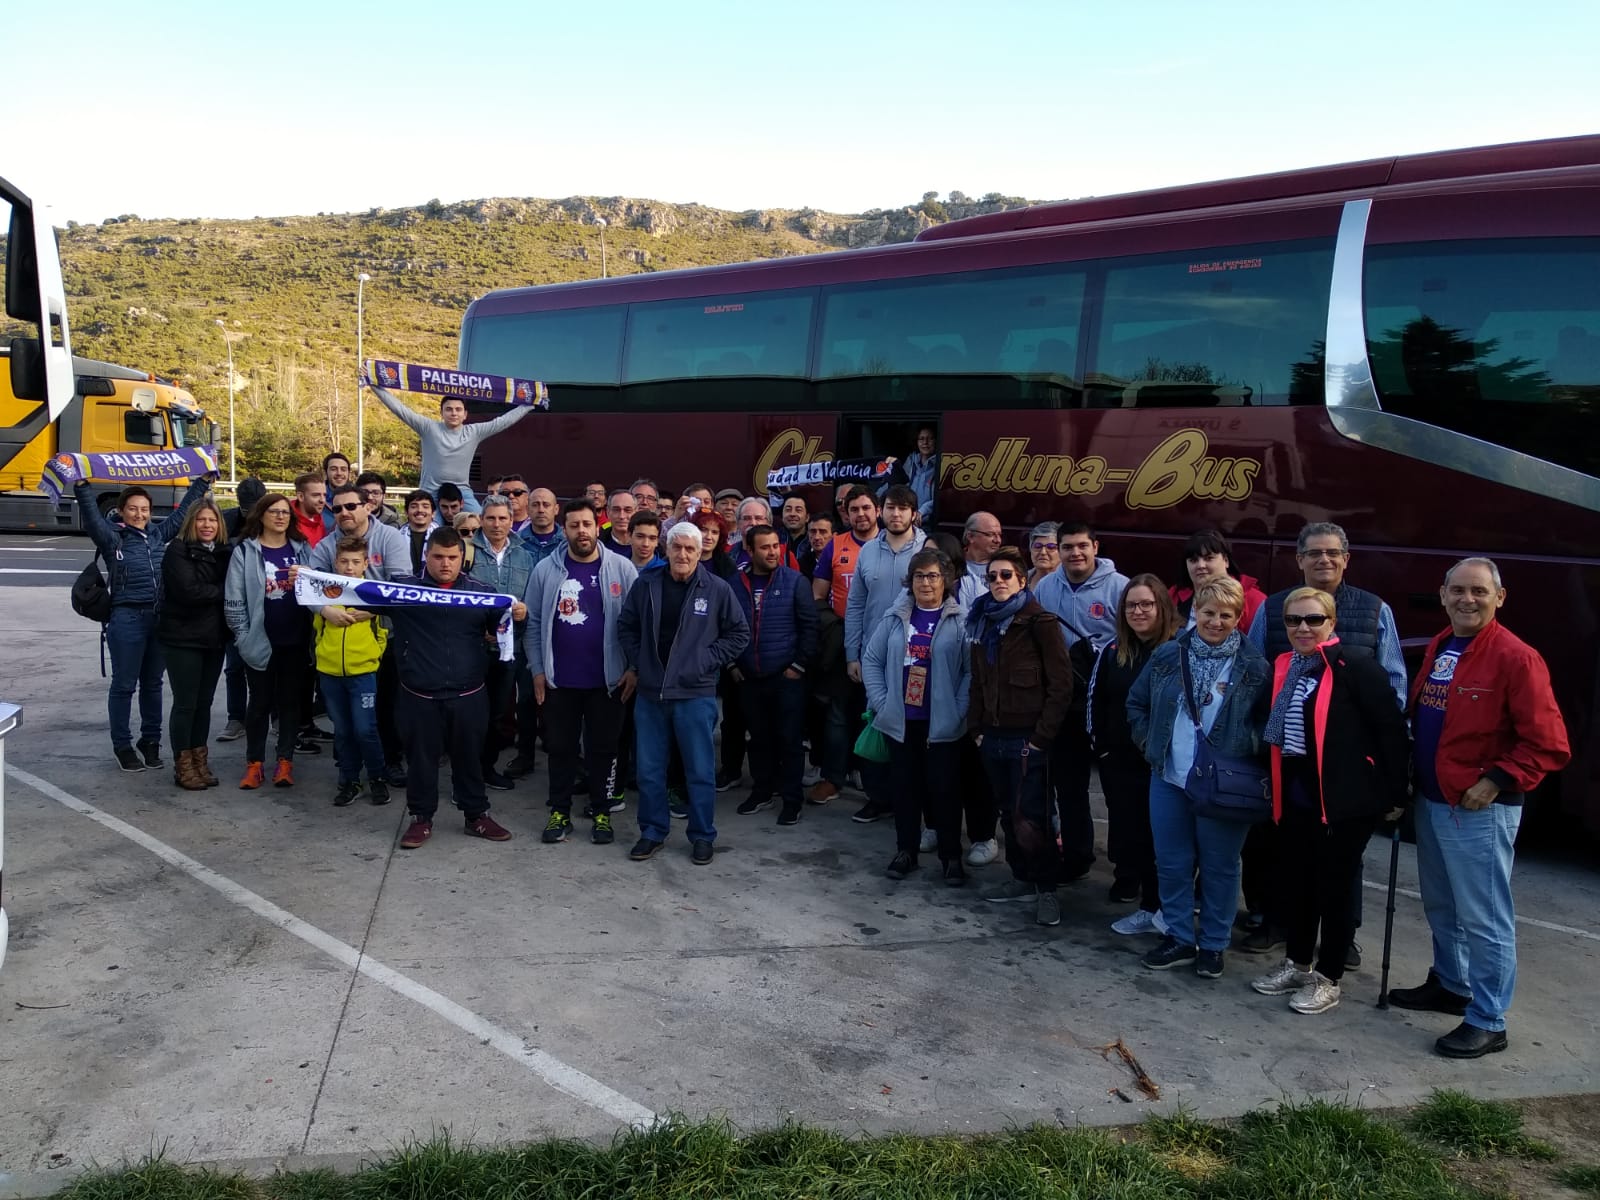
left=0, top=534, right=91, bottom=587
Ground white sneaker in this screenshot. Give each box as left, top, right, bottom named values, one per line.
left=801, top=764, right=821, bottom=787
left=918, top=826, right=938, bottom=853
left=1251, top=958, right=1318, bottom=996
left=966, top=838, right=999, bottom=866
left=1111, top=909, right=1164, bottom=936
left=1289, top=972, right=1341, bottom=1014
left=846, top=770, right=864, bottom=792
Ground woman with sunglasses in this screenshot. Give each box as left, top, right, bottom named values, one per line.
left=1126, top=576, right=1271, bottom=978
left=1025, top=522, right=1060, bottom=590
left=966, top=546, right=1074, bottom=927
left=224, top=494, right=312, bottom=789
left=1249, top=587, right=1410, bottom=1014
left=1089, top=574, right=1180, bottom=935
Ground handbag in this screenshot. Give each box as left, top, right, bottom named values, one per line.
left=1179, top=643, right=1270, bottom=823
left=71, top=550, right=113, bottom=624
left=853, top=710, right=891, bottom=764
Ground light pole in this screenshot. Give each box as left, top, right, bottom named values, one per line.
left=596, top=217, right=607, bottom=278
left=356, top=272, right=372, bottom=473
left=214, top=319, right=237, bottom=484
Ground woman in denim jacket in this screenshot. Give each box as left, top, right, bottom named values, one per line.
left=1127, top=575, right=1270, bottom=980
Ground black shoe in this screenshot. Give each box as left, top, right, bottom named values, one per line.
left=1061, top=857, right=1094, bottom=884
left=668, top=790, right=689, bottom=820
left=136, top=739, right=163, bottom=769
left=591, top=812, right=616, bottom=845
left=1194, top=949, right=1225, bottom=979
left=737, top=794, right=774, bottom=816
left=1345, top=941, right=1362, bottom=970
left=115, top=747, right=145, bottom=773
left=629, top=837, right=664, bottom=862
left=1239, top=910, right=1266, bottom=933
left=483, top=768, right=515, bottom=792
left=294, top=737, right=322, bottom=754
left=368, top=781, right=391, bottom=806
left=777, top=803, right=801, bottom=827
left=1108, top=879, right=1142, bottom=904
left=1387, top=971, right=1470, bottom=1016
left=332, top=781, right=361, bottom=807
left=691, top=839, right=715, bottom=865
left=301, top=723, right=335, bottom=741
left=504, top=754, right=536, bottom=778
left=386, top=763, right=408, bottom=788
left=715, top=768, right=740, bottom=792
left=851, top=801, right=891, bottom=824
left=886, top=850, right=917, bottom=880
left=942, top=859, right=968, bottom=888
left=1142, top=936, right=1199, bottom=971
left=542, top=811, right=572, bottom=844
left=1436, top=1021, right=1508, bottom=1059
left=1239, top=925, right=1286, bottom=955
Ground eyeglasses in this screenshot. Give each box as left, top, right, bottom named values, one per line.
left=1299, top=548, right=1346, bottom=560
left=975, top=529, right=1002, bottom=540
left=503, top=488, right=528, bottom=497
left=911, top=572, right=945, bottom=583
left=1031, top=542, right=1058, bottom=553
left=1125, top=600, right=1158, bottom=612
left=986, top=569, right=1017, bottom=582
left=1284, top=613, right=1331, bottom=627
left=332, top=502, right=364, bottom=513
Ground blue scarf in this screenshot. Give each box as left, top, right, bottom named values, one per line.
left=1265, top=647, right=1328, bottom=748
left=1182, top=628, right=1242, bottom=715
left=966, top=588, right=1031, bottom=663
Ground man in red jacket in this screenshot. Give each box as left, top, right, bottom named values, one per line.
left=1389, top=558, right=1570, bottom=1059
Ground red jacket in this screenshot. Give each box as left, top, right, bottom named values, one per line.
left=1408, top=620, right=1570, bottom=804
left=291, top=501, right=328, bottom=547
left=1171, top=574, right=1267, bottom=633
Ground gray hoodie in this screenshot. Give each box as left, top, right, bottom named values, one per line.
left=844, top=527, right=928, bottom=664
left=1032, top=556, right=1129, bottom=651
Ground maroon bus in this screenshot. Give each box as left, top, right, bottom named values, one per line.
left=459, top=134, right=1600, bottom=831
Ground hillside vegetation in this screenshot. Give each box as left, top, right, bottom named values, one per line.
left=49, top=190, right=1032, bottom=481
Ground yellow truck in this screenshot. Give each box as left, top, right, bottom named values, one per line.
left=0, top=348, right=219, bottom=530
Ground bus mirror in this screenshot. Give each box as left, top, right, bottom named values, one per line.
left=1, top=178, right=74, bottom=421
left=131, top=386, right=158, bottom=412
left=8, top=335, right=44, bottom=401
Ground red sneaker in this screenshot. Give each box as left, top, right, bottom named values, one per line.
left=239, top=761, right=265, bottom=790
left=272, top=758, right=294, bottom=788
left=399, top=818, right=433, bottom=849
left=464, top=813, right=512, bottom=842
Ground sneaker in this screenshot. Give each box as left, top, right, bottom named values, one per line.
left=1111, top=909, right=1165, bottom=937
left=1194, top=949, right=1226, bottom=979
left=966, top=838, right=1000, bottom=867
left=332, top=781, right=361, bottom=808
left=668, top=790, right=689, bottom=820
left=591, top=812, right=615, bottom=845
left=1387, top=971, right=1470, bottom=1016
left=806, top=780, right=839, bottom=805
left=606, top=792, right=627, bottom=813
left=483, top=768, right=515, bottom=791
left=114, top=747, right=145, bottom=773
left=1108, top=879, right=1142, bottom=904
left=801, top=764, right=822, bottom=787
left=980, top=878, right=1036, bottom=903
left=368, top=780, right=391, bottom=806
left=1239, top=925, right=1286, bottom=955
left=1142, top=936, right=1199, bottom=971
left=846, top=770, right=863, bottom=792
left=272, top=758, right=294, bottom=788
left=1240, top=910, right=1267, bottom=932
left=885, top=850, right=917, bottom=880
left=942, top=859, right=967, bottom=887
left=1289, top=972, right=1341, bottom=1014
left=399, top=818, right=433, bottom=849
left=1251, top=958, right=1317, bottom=995
left=542, top=811, right=573, bottom=844
left=715, top=768, right=740, bottom=792
left=217, top=720, right=245, bottom=742
left=465, top=813, right=512, bottom=842
left=1036, top=890, right=1062, bottom=927
left=136, top=739, right=163, bottom=769
left=386, top=762, right=409, bottom=788
left=301, top=723, right=335, bottom=741
left=238, top=761, right=265, bottom=789
left=629, top=837, right=664, bottom=861
left=294, top=737, right=322, bottom=754
left=738, top=794, right=775, bottom=816
left=504, top=754, right=536, bottom=778
left=918, top=827, right=938, bottom=854
left=691, top=839, right=715, bottom=865
left=1345, top=941, right=1362, bottom=970
left=851, top=801, right=891, bottom=824
left=777, top=803, right=801, bottom=827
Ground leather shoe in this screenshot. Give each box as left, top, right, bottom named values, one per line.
left=1386, top=970, right=1469, bottom=1015
left=1435, top=1021, right=1508, bottom=1059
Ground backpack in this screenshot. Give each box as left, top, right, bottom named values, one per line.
left=71, top=550, right=113, bottom=624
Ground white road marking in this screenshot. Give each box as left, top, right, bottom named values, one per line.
left=1361, top=876, right=1600, bottom=943
left=0, top=569, right=78, bottom=574
left=0, top=546, right=77, bottom=551
left=6, top=764, right=659, bottom=1127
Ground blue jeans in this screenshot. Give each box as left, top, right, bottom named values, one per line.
left=321, top=672, right=387, bottom=785
left=107, top=604, right=165, bottom=749
left=1415, top=800, right=1522, bottom=1031
left=635, top=694, right=718, bottom=845
left=1148, top=773, right=1251, bottom=951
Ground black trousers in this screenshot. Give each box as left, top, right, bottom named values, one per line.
left=1101, top=750, right=1159, bottom=911
left=1242, top=819, right=1282, bottom=921
left=165, top=645, right=225, bottom=752
left=543, top=685, right=624, bottom=814
left=1050, top=721, right=1097, bottom=873
left=741, top=672, right=806, bottom=807
left=982, top=733, right=1057, bottom=889
left=481, top=653, right=518, bottom=770
left=245, top=644, right=307, bottom=763
left=377, top=646, right=403, bottom=767
left=958, top=738, right=998, bottom=843
left=719, top=670, right=746, bottom=777
left=888, top=723, right=962, bottom=858
left=399, top=686, right=489, bottom=820
left=1280, top=804, right=1375, bottom=982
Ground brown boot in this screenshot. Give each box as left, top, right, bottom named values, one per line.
left=194, top=745, right=220, bottom=787
left=175, top=748, right=207, bottom=791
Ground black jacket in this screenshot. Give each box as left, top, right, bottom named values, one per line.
left=158, top=539, right=234, bottom=650
left=1088, top=637, right=1160, bottom=764
left=383, top=572, right=501, bottom=696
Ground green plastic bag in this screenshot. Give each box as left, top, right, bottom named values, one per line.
left=853, top=710, right=891, bottom=764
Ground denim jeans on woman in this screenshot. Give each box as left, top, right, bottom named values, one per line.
left=1148, top=774, right=1252, bottom=951
left=107, top=604, right=165, bottom=750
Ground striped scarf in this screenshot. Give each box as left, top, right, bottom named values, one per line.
left=1265, top=650, right=1326, bottom=750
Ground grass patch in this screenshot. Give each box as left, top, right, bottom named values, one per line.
left=1557, top=1164, right=1600, bottom=1195
left=1408, top=1088, right=1559, bottom=1160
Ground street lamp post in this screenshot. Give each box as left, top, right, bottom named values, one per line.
left=214, top=319, right=237, bottom=484
left=596, top=217, right=607, bottom=278
left=356, top=272, right=372, bottom=473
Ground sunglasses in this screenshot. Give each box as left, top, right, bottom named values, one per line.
left=332, top=502, right=365, bottom=513
left=1284, top=613, right=1331, bottom=628
left=1031, top=542, right=1058, bottom=552
left=503, top=488, right=528, bottom=497
left=986, top=569, right=1017, bottom=582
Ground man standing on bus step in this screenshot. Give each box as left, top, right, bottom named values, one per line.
left=602, top=489, right=636, bottom=557
left=731, top=524, right=818, bottom=825
left=1388, top=557, right=1569, bottom=1058
left=1240, top=521, right=1409, bottom=956
left=468, top=495, right=533, bottom=790
left=290, top=473, right=331, bottom=547
left=618, top=521, right=749, bottom=865
left=1033, top=521, right=1130, bottom=882
left=521, top=487, right=567, bottom=566
left=844, top=485, right=927, bottom=824
left=371, top=387, right=534, bottom=515
left=807, top=485, right=880, bottom=805
left=526, top=499, right=639, bottom=846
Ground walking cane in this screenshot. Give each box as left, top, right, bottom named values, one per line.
left=1377, top=823, right=1402, bottom=1009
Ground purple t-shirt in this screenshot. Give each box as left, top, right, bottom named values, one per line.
left=261, top=542, right=306, bottom=647
left=550, top=554, right=606, bottom=689
left=902, top=606, right=941, bottom=722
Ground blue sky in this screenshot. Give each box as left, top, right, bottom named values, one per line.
left=10, top=0, right=1599, bottom=223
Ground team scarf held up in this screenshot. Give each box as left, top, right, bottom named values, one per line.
left=293, top=566, right=518, bottom=661
left=766, top=456, right=896, bottom=493
left=363, top=359, right=550, bottom=410
left=40, top=447, right=220, bottom=503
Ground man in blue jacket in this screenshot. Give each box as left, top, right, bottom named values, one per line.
left=730, top=524, right=818, bottom=825
left=618, top=520, right=749, bottom=864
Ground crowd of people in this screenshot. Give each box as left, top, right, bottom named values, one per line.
left=72, top=403, right=1573, bottom=1061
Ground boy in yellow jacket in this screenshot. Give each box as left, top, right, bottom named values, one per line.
left=315, top=537, right=390, bottom=807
